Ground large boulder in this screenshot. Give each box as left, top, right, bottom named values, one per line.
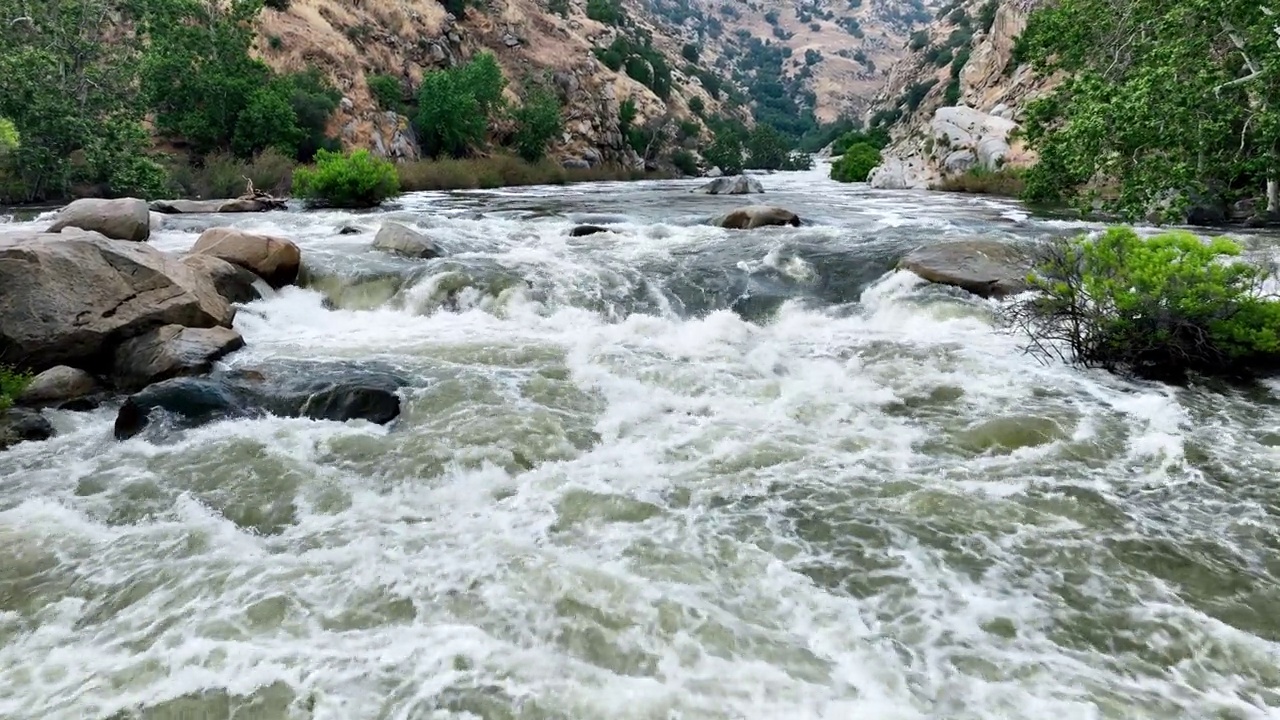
left=0, top=231, right=234, bottom=371
left=693, top=175, right=764, bottom=195
left=373, top=222, right=443, bottom=259
left=47, top=198, right=151, bottom=242
left=0, top=408, right=54, bottom=452
left=17, top=366, right=100, bottom=408
left=713, top=206, right=802, bottom=230
left=180, top=254, right=265, bottom=305
left=113, top=361, right=407, bottom=440
left=113, top=325, right=245, bottom=391
left=898, top=241, right=1032, bottom=298
left=191, top=227, right=301, bottom=288
left=150, top=198, right=279, bottom=214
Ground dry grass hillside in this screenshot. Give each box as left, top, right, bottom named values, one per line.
left=252, top=0, right=741, bottom=165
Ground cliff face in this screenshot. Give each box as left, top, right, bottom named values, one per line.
left=253, top=0, right=737, bottom=166
left=863, top=0, right=1058, bottom=188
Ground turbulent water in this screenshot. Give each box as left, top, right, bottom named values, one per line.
left=3, top=165, right=1280, bottom=720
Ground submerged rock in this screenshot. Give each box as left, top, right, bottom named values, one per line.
left=191, top=227, right=301, bottom=288
left=569, top=224, right=612, bottom=237
left=0, top=408, right=54, bottom=451
left=713, top=206, right=801, bottom=229
left=181, top=254, right=265, bottom=304
left=898, top=240, right=1031, bottom=298
left=114, top=361, right=408, bottom=440
left=113, top=324, right=246, bottom=391
left=373, top=221, right=443, bottom=259
left=47, top=197, right=151, bottom=242
left=0, top=231, right=234, bottom=371
left=17, top=366, right=100, bottom=408
left=693, top=175, right=764, bottom=195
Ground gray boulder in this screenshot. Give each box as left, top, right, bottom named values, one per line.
left=113, top=324, right=246, bottom=391
left=0, top=408, right=54, bottom=452
left=0, top=231, right=234, bottom=371
left=180, top=254, right=265, bottom=305
left=373, top=221, right=443, bottom=259
left=17, top=366, right=100, bottom=408
left=713, top=206, right=801, bottom=230
left=47, top=198, right=151, bottom=242
left=191, top=227, right=301, bottom=288
left=898, top=241, right=1032, bottom=298
left=705, top=166, right=724, bottom=178
left=693, top=175, right=764, bottom=195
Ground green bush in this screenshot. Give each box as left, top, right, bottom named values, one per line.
left=702, top=132, right=744, bottom=174
left=292, top=149, right=399, bottom=208
left=688, top=96, right=705, bottom=116
left=511, top=86, right=564, bottom=162
left=368, top=74, right=404, bottom=112
left=0, top=117, right=17, bottom=154
left=0, top=366, right=31, bottom=411
left=415, top=53, right=506, bottom=158
left=1006, top=227, right=1280, bottom=382
left=670, top=149, right=699, bottom=176
left=586, top=0, right=623, bottom=24
left=830, top=142, right=880, bottom=182
left=831, top=128, right=889, bottom=155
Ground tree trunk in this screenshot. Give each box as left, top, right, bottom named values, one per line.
left=1267, top=178, right=1279, bottom=217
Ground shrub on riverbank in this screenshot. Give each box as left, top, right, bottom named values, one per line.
left=934, top=167, right=1026, bottom=197
left=396, top=155, right=662, bottom=191
left=0, top=367, right=31, bottom=411
left=1004, top=227, right=1280, bottom=382
left=293, top=149, right=400, bottom=208
left=830, top=143, right=880, bottom=183
left=167, top=149, right=296, bottom=199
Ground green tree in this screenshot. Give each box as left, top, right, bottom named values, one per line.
left=1017, top=0, right=1280, bottom=220
left=462, top=53, right=508, bottom=116
left=703, top=132, right=744, bottom=174
left=830, top=143, right=880, bottom=182
left=745, top=124, right=789, bottom=170
left=415, top=54, right=506, bottom=158
left=682, top=43, right=700, bottom=63
left=0, top=118, right=17, bottom=154
left=511, top=86, right=564, bottom=162
left=293, top=149, right=400, bottom=208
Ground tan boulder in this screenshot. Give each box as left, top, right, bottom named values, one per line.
left=713, top=206, right=802, bottom=230
left=898, top=241, right=1032, bottom=298
left=191, top=227, right=301, bottom=288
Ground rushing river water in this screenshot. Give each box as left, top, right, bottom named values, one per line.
left=3, top=164, right=1280, bottom=719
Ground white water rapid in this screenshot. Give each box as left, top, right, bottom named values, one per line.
left=3, top=166, right=1280, bottom=719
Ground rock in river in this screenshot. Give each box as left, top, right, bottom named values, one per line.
left=114, top=361, right=408, bottom=440
left=47, top=198, right=151, bottom=242
left=180, top=254, right=266, bottom=305
left=0, top=408, right=54, bottom=452
left=898, top=240, right=1032, bottom=298
left=713, top=206, right=802, bottom=230
left=113, top=325, right=246, bottom=391
left=150, top=197, right=281, bottom=214
left=191, top=227, right=302, bottom=288
left=373, top=221, right=443, bottom=259
left=17, top=366, right=101, bottom=408
left=569, top=225, right=612, bottom=237
left=0, top=231, right=234, bottom=371
left=693, top=175, right=764, bottom=195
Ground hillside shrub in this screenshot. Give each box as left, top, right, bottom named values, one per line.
left=292, top=149, right=399, bottom=208
left=830, top=142, right=880, bottom=182
left=831, top=128, right=889, bottom=155
left=1004, top=227, right=1280, bottom=382
left=703, top=132, right=744, bottom=175
left=415, top=53, right=506, bottom=158
left=671, top=149, right=699, bottom=176
left=368, top=74, right=404, bottom=112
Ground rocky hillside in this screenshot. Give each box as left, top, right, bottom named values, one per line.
left=862, top=0, right=1058, bottom=188
left=639, top=0, right=938, bottom=124
left=252, top=0, right=749, bottom=167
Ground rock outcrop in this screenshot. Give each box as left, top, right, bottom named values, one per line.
left=191, top=227, right=302, bottom=289
left=0, top=231, right=234, bottom=372
left=898, top=240, right=1031, bottom=297
left=373, top=222, right=443, bottom=259
left=693, top=175, right=764, bottom=195
left=866, top=1, right=1055, bottom=188
left=713, top=206, right=802, bottom=230
left=47, top=198, right=151, bottom=242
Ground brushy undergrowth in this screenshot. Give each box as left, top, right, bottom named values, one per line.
left=830, top=142, right=881, bottom=183
left=396, top=155, right=664, bottom=191
left=933, top=167, right=1027, bottom=197
left=0, top=366, right=32, bottom=410
left=1003, top=227, right=1280, bottom=383
left=293, top=149, right=400, bottom=208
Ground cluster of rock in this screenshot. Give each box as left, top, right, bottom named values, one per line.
left=0, top=198, right=403, bottom=451
left=869, top=105, right=1021, bottom=190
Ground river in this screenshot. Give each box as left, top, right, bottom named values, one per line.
left=3, top=165, right=1280, bottom=719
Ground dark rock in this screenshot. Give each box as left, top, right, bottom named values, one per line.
left=898, top=240, right=1032, bottom=298
left=373, top=221, right=443, bottom=259
left=47, top=198, right=150, bottom=242
left=114, top=361, right=408, bottom=440
left=191, top=227, right=301, bottom=288
left=693, top=175, right=763, bottom=195
left=337, top=224, right=366, bottom=235
left=569, top=225, right=612, bottom=237
left=0, top=408, right=55, bottom=451
left=0, top=231, right=234, bottom=371
left=113, top=325, right=246, bottom=391
left=181, top=254, right=265, bottom=304
left=713, top=206, right=801, bottom=230
left=17, top=366, right=100, bottom=408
